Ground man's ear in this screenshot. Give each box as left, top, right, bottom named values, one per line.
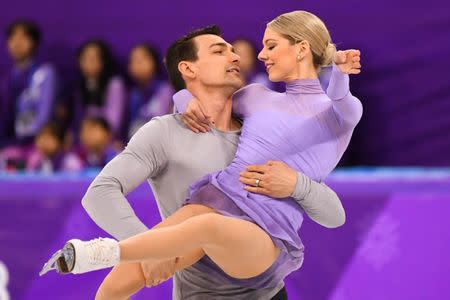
left=178, top=61, right=196, bottom=80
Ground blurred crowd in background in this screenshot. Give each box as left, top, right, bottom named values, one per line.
left=0, top=20, right=276, bottom=173
left=2, top=6, right=449, bottom=174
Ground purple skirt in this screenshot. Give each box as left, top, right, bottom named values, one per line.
left=185, top=182, right=304, bottom=289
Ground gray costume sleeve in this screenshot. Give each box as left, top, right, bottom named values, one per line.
left=81, top=119, right=169, bottom=241
left=291, top=172, right=345, bottom=228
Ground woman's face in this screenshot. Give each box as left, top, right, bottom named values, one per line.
left=79, top=45, right=103, bottom=79
left=128, top=47, right=156, bottom=84
left=257, top=27, right=298, bottom=82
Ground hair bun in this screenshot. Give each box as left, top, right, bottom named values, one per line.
left=322, top=43, right=336, bottom=66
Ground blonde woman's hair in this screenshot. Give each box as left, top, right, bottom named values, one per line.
left=268, top=11, right=336, bottom=70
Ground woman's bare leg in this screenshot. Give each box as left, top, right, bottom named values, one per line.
left=95, top=262, right=143, bottom=300
left=95, top=251, right=205, bottom=300
left=119, top=210, right=280, bottom=279
left=95, top=204, right=213, bottom=300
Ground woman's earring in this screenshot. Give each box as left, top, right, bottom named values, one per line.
left=297, top=54, right=301, bottom=61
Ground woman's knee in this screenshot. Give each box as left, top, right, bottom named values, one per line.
left=192, top=213, right=224, bottom=238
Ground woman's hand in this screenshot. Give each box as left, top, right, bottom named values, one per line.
left=334, top=49, right=361, bottom=75
left=181, top=98, right=214, bottom=133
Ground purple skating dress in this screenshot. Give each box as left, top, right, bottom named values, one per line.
left=173, top=68, right=362, bottom=289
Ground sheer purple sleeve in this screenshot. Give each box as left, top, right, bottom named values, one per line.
left=172, top=89, right=193, bottom=113
left=326, top=64, right=363, bottom=128
left=318, top=65, right=332, bottom=92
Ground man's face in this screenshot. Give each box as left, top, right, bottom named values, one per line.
left=189, top=34, right=244, bottom=91
left=7, top=27, right=35, bottom=63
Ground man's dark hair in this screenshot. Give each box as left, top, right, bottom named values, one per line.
left=6, top=20, right=41, bottom=51
left=164, top=25, right=221, bottom=92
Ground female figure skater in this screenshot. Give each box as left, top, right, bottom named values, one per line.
left=40, top=10, right=362, bottom=297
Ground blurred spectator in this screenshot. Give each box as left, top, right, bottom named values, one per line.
left=78, top=117, right=118, bottom=168
left=232, top=38, right=272, bottom=87
left=0, top=145, right=27, bottom=171
left=0, top=121, right=81, bottom=173
left=26, top=121, right=82, bottom=173
left=0, top=20, right=58, bottom=148
left=73, top=40, right=126, bottom=139
left=127, top=43, right=173, bottom=138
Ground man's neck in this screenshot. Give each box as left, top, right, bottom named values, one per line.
left=189, top=86, right=240, bottom=132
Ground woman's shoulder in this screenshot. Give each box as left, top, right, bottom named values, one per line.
left=236, top=83, right=274, bottom=94
left=234, top=83, right=279, bottom=100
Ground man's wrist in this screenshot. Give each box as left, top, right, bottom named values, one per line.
left=290, top=172, right=312, bottom=201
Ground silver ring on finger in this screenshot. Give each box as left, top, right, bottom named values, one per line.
left=255, top=179, right=261, bottom=187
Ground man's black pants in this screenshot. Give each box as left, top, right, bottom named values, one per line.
left=270, top=286, right=287, bottom=300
